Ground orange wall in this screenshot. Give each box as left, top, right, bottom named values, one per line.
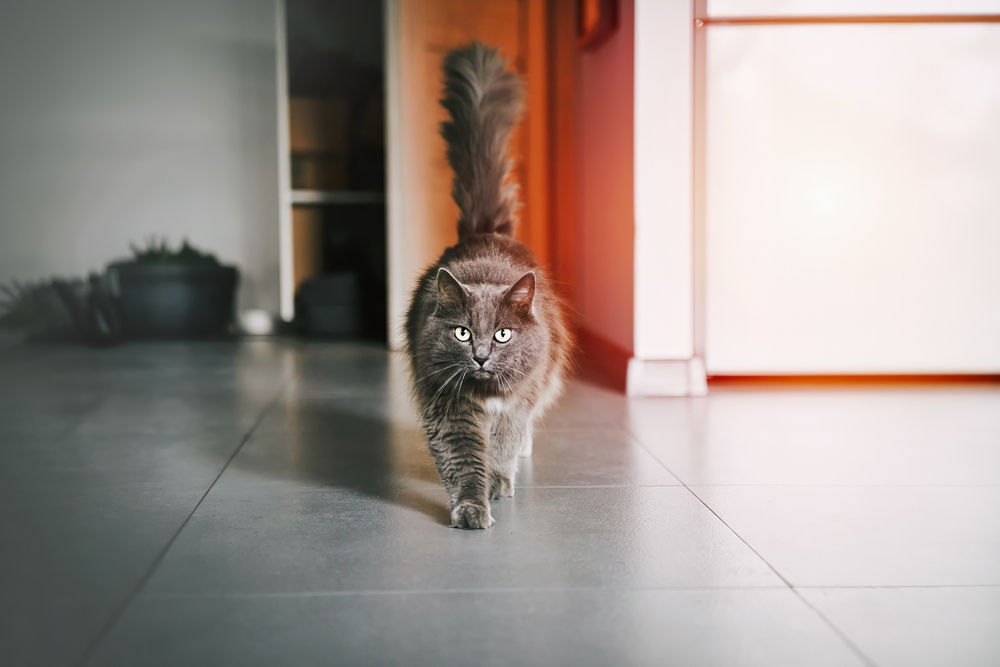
left=574, top=0, right=635, bottom=354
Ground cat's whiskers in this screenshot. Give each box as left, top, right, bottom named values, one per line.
left=432, top=367, right=464, bottom=402
left=415, top=362, right=462, bottom=383
left=496, top=369, right=514, bottom=395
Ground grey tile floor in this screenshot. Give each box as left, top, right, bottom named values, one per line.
left=2, top=340, right=998, bottom=666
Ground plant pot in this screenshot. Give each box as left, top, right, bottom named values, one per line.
left=295, top=272, right=361, bottom=338
left=107, top=262, right=238, bottom=339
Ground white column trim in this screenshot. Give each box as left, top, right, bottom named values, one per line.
left=383, top=0, right=406, bottom=349
left=275, top=0, right=294, bottom=321
left=632, top=0, right=695, bottom=361
left=628, top=0, right=700, bottom=395
left=627, top=357, right=708, bottom=397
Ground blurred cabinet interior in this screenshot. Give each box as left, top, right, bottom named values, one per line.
left=280, top=0, right=387, bottom=339
left=281, top=0, right=572, bottom=343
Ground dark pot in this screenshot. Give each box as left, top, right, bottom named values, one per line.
left=295, top=272, right=361, bottom=338
left=107, top=262, right=238, bottom=339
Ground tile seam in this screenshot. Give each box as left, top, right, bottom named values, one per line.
left=621, top=424, right=882, bottom=667
left=139, top=585, right=797, bottom=599
left=73, top=380, right=289, bottom=666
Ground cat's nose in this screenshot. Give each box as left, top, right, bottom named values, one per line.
left=473, top=354, right=490, bottom=368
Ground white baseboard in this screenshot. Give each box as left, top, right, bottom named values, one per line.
left=626, top=357, right=708, bottom=397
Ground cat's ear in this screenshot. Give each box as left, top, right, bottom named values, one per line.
left=435, top=268, right=467, bottom=313
left=504, top=272, right=535, bottom=316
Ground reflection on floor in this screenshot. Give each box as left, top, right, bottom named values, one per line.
left=2, top=341, right=998, bottom=666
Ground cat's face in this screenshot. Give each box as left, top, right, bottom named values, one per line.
left=424, top=268, right=543, bottom=393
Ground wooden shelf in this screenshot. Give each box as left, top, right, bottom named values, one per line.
left=290, top=190, right=385, bottom=205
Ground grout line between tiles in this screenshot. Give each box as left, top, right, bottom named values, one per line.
left=789, top=590, right=882, bottom=667
left=795, top=584, right=1000, bottom=589
left=516, top=484, right=683, bottom=489
left=538, top=427, right=628, bottom=433
left=73, top=384, right=288, bottom=667
left=622, top=427, right=882, bottom=667
left=685, top=483, right=1000, bottom=487
left=142, top=585, right=794, bottom=600
left=140, top=583, right=1000, bottom=601
left=617, top=431, right=792, bottom=585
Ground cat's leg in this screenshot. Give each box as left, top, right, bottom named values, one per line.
left=519, top=374, right=561, bottom=458
left=519, top=423, right=534, bottom=458
left=424, top=410, right=493, bottom=529
left=488, top=409, right=529, bottom=499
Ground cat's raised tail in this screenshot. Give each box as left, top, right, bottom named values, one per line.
left=440, top=42, right=525, bottom=240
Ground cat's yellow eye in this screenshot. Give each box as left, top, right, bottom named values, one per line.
left=454, top=327, right=471, bottom=342
left=494, top=328, right=512, bottom=343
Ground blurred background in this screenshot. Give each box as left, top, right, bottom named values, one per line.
left=1, top=0, right=998, bottom=388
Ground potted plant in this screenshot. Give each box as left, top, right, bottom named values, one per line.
left=106, top=238, right=238, bottom=339
left=0, top=275, right=121, bottom=345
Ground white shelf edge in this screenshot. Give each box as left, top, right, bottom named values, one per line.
left=291, top=190, right=386, bottom=205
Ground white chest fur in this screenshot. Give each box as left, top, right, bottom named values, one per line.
left=483, top=397, right=509, bottom=414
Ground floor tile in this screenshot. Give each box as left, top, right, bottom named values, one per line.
left=0, top=593, right=119, bottom=667
left=0, top=341, right=286, bottom=666
left=285, top=343, right=394, bottom=398
left=140, top=484, right=783, bottom=596
left=92, top=589, right=865, bottom=667
left=6, top=340, right=1000, bottom=666
left=229, top=408, right=434, bottom=491
left=0, top=477, right=216, bottom=666
left=694, top=485, right=1000, bottom=586
left=520, top=428, right=680, bottom=487
left=244, top=398, right=678, bottom=491
left=801, top=587, right=1000, bottom=667
left=0, top=428, right=250, bottom=480
left=628, top=388, right=1000, bottom=485
left=255, top=393, right=418, bottom=438
left=540, top=380, right=631, bottom=431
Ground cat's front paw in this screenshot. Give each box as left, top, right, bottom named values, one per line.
left=451, top=500, right=494, bottom=529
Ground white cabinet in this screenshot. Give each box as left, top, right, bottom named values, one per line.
left=705, top=23, right=1000, bottom=373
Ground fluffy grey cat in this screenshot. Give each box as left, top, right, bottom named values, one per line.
left=405, top=43, right=571, bottom=530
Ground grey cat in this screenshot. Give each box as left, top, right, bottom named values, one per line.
left=405, top=43, right=571, bottom=530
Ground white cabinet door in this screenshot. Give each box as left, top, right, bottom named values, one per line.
left=705, top=23, right=1000, bottom=374
left=708, top=0, right=1000, bottom=17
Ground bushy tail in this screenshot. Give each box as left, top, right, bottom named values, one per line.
left=440, top=42, right=524, bottom=239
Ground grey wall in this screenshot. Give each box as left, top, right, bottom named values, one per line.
left=0, top=0, right=281, bottom=313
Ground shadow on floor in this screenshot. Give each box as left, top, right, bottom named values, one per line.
left=231, top=399, right=451, bottom=526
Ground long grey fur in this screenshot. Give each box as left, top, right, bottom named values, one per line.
left=406, top=43, right=571, bottom=530
left=440, top=42, right=524, bottom=239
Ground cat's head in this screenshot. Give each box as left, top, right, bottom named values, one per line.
left=424, top=268, right=544, bottom=393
